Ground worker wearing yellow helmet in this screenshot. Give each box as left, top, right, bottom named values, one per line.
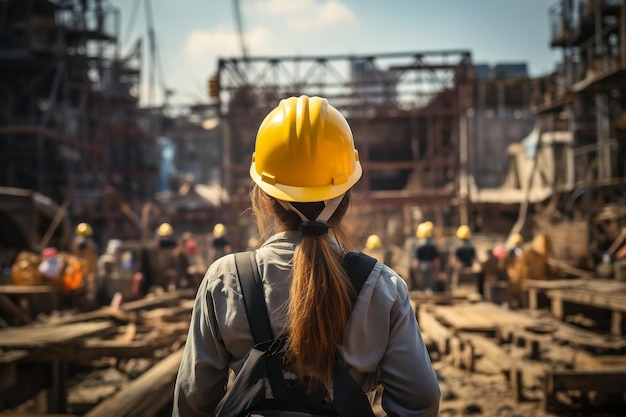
left=363, top=234, right=388, bottom=263
left=365, top=234, right=382, bottom=250
left=72, top=222, right=97, bottom=306
left=415, top=221, right=434, bottom=239
left=157, top=222, right=174, bottom=239
left=449, top=225, right=477, bottom=293
left=76, top=222, right=93, bottom=237
left=174, top=95, right=441, bottom=416
left=154, top=222, right=183, bottom=291
left=506, top=233, right=524, bottom=265
left=209, top=222, right=232, bottom=263
left=412, top=222, right=441, bottom=293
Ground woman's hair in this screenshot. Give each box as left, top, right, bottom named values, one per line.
left=250, top=184, right=354, bottom=391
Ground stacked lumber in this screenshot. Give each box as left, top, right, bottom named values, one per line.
left=0, top=288, right=195, bottom=415
left=417, top=300, right=626, bottom=414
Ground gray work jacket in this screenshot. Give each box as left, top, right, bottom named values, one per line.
left=173, top=231, right=440, bottom=417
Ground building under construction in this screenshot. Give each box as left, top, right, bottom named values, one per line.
left=525, top=0, right=626, bottom=268
left=0, top=0, right=161, bottom=247
left=0, top=1, right=626, bottom=416
left=208, top=52, right=538, bottom=250
left=1, top=0, right=625, bottom=269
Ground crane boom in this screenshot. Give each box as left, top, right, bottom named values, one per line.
left=232, top=0, right=248, bottom=60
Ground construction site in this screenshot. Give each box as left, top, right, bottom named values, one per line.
left=0, top=0, right=625, bottom=416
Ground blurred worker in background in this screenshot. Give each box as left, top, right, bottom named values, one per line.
left=179, top=231, right=205, bottom=289
left=411, top=221, right=441, bottom=293
left=72, top=222, right=97, bottom=308
left=449, top=225, right=477, bottom=293
left=362, top=234, right=387, bottom=263
left=96, top=239, right=122, bottom=304
left=174, top=95, right=440, bottom=416
left=507, top=233, right=524, bottom=263
left=507, top=234, right=552, bottom=308
left=154, top=222, right=182, bottom=291
left=209, top=223, right=232, bottom=264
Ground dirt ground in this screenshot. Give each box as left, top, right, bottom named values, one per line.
left=370, top=355, right=554, bottom=417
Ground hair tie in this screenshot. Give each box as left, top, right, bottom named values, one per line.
left=300, top=221, right=331, bottom=236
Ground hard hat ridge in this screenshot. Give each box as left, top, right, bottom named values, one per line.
left=250, top=95, right=362, bottom=203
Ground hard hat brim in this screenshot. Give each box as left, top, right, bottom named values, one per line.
left=250, top=162, right=362, bottom=202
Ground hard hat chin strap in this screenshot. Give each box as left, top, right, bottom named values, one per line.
left=278, top=194, right=345, bottom=223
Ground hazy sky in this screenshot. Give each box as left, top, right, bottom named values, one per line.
left=110, top=0, right=562, bottom=107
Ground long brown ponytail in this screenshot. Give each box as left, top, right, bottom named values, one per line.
left=250, top=185, right=354, bottom=391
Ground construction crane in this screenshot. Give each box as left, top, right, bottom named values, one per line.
left=232, top=0, right=248, bottom=61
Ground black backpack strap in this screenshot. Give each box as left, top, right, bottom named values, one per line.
left=341, top=251, right=377, bottom=295
left=336, top=251, right=377, bottom=417
left=234, top=251, right=274, bottom=343
left=234, top=251, right=289, bottom=399
left=234, top=250, right=378, bottom=417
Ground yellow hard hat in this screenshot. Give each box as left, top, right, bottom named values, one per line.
left=365, top=234, right=382, bottom=250
left=76, top=222, right=93, bottom=236
left=416, top=222, right=434, bottom=239
left=456, top=225, right=471, bottom=240
left=511, top=233, right=523, bottom=245
left=250, top=95, right=362, bottom=202
left=157, top=222, right=173, bottom=238
left=213, top=223, right=226, bottom=238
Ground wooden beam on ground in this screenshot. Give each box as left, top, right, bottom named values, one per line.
left=83, top=348, right=184, bottom=417
left=428, top=302, right=538, bottom=334
left=0, top=293, right=31, bottom=324
left=418, top=305, right=453, bottom=355
left=0, top=350, right=28, bottom=389
left=120, top=289, right=194, bottom=312
left=459, top=333, right=513, bottom=374
left=6, top=411, right=80, bottom=417
left=66, top=340, right=153, bottom=360
left=45, top=307, right=137, bottom=326
left=0, top=321, right=115, bottom=350
left=544, top=368, right=626, bottom=412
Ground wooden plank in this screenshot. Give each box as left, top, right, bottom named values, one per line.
left=45, top=307, right=137, bottom=326
left=418, top=306, right=453, bottom=354
left=0, top=294, right=31, bottom=324
left=543, top=344, right=608, bottom=370
left=459, top=333, right=513, bottom=373
left=547, top=368, right=626, bottom=391
left=522, top=278, right=586, bottom=291
left=83, top=348, right=184, bottom=417
left=2, top=411, right=80, bottom=417
left=0, top=360, right=18, bottom=388
left=546, top=286, right=626, bottom=336
left=119, top=294, right=180, bottom=312
left=523, top=279, right=586, bottom=310
left=66, top=339, right=153, bottom=360
left=429, top=302, right=538, bottom=333
left=141, top=301, right=194, bottom=322
left=0, top=321, right=114, bottom=349
left=428, top=304, right=497, bottom=332
left=0, top=350, right=28, bottom=363
left=552, top=321, right=626, bottom=351
left=546, top=288, right=626, bottom=312
left=0, top=285, right=56, bottom=295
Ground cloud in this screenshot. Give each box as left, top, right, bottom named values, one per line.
left=185, top=25, right=271, bottom=62
left=168, top=1, right=355, bottom=104
left=253, top=0, right=356, bottom=29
